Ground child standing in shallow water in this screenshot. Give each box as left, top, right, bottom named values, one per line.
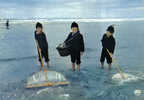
left=100, top=25, right=116, bottom=70
left=65, top=22, right=85, bottom=72
left=34, top=22, right=50, bottom=69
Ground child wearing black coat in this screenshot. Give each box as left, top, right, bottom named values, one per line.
left=100, top=25, right=116, bottom=70
left=65, top=22, right=85, bottom=72
left=34, top=22, right=49, bottom=69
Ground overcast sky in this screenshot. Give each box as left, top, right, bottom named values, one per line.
left=0, top=0, right=144, bottom=19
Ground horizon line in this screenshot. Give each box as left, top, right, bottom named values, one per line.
left=0, top=18, right=144, bottom=23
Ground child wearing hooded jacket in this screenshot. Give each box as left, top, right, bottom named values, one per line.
left=100, top=25, right=116, bottom=70
left=65, top=22, right=85, bottom=72
left=34, top=22, right=50, bottom=69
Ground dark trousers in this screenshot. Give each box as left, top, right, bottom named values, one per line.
left=100, top=48, right=112, bottom=64
left=70, top=51, right=81, bottom=65
left=38, top=48, right=49, bottom=62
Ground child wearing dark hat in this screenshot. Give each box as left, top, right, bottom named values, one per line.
left=100, top=25, right=116, bottom=70
left=65, top=22, right=85, bottom=72
left=35, top=22, right=49, bottom=69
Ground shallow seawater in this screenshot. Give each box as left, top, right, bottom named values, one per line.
left=0, top=21, right=144, bottom=100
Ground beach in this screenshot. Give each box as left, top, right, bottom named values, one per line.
left=0, top=20, right=144, bottom=100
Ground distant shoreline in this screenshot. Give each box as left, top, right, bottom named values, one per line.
left=0, top=18, right=144, bottom=24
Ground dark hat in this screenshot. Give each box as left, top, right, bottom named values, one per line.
left=71, top=22, right=79, bottom=29
left=107, top=25, right=114, bottom=34
left=36, top=22, right=43, bottom=28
